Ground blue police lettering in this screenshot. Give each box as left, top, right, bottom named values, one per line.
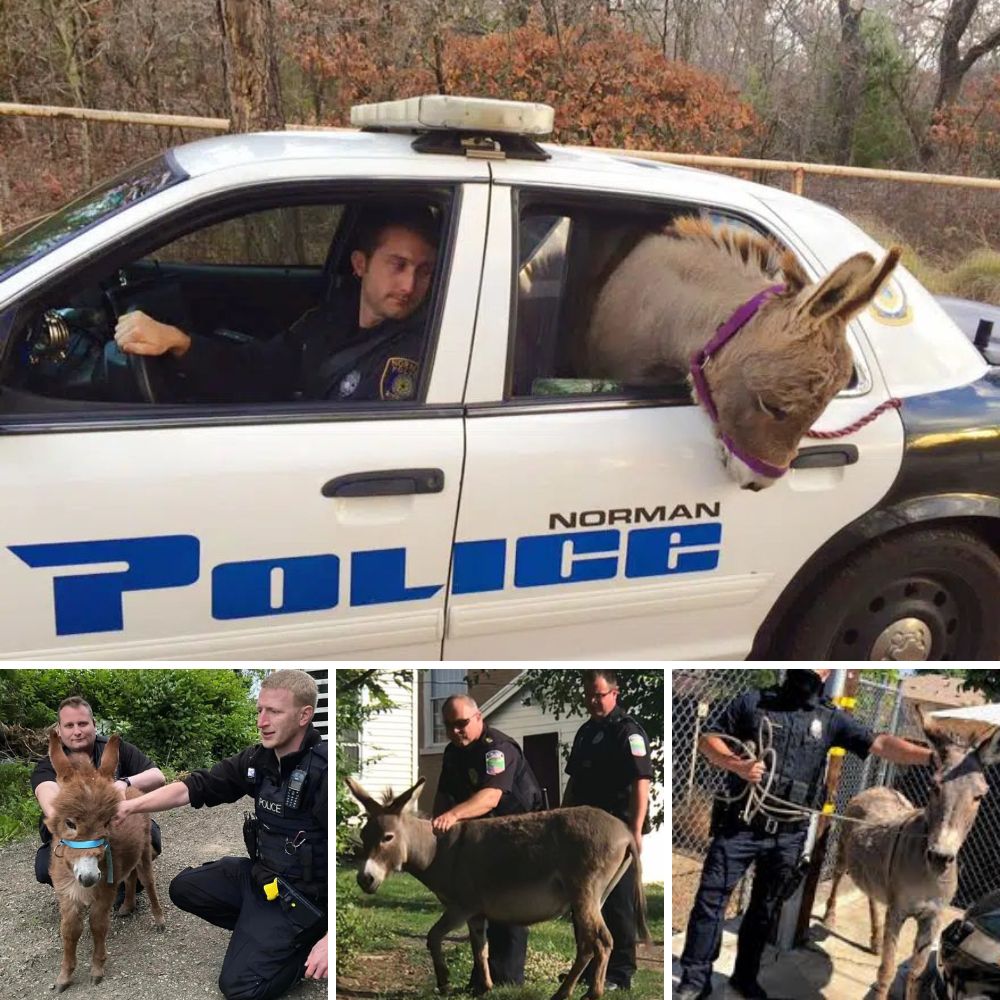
left=11, top=523, right=722, bottom=636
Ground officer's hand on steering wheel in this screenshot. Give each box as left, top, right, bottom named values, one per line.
left=733, top=759, right=766, bottom=784
left=114, top=309, right=191, bottom=358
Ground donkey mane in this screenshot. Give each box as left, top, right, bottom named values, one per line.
left=52, top=773, right=120, bottom=826
left=378, top=786, right=428, bottom=817
left=668, top=215, right=809, bottom=291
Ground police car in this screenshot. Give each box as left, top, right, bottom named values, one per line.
left=1, top=94, right=998, bottom=661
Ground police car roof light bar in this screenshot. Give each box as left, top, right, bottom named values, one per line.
left=350, top=95, right=555, bottom=136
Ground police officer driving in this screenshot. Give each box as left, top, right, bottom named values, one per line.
left=114, top=205, right=439, bottom=404
left=432, top=694, right=544, bottom=993
left=677, top=668, right=934, bottom=1000
left=563, top=669, right=653, bottom=992
left=114, top=669, right=327, bottom=1000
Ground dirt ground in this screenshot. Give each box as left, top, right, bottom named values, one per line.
left=0, top=800, right=327, bottom=1000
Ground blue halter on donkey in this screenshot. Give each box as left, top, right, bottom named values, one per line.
left=56, top=836, right=115, bottom=883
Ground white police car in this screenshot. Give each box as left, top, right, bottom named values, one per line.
left=1, top=95, right=997, bottom=661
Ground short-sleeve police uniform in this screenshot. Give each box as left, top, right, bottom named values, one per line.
left=437, top=724, right=543, bottom=990
left=31, top=733, right=163, bottom=886
left=678, top=684, right=875, bottom=997
left=168, top=725, right=327, bottom=1000
left=172, top=285, right=427, bottom=404
left=566, top=704, right=654, bottom=989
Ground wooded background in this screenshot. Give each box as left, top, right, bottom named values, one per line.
left=2, top=0, right=998, bottom=273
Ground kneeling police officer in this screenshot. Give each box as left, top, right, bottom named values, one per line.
left=677, top=669, right=932, bottom=1000
left=432, top=694, right=544, bottom=993
left=116, top=669, right=327, bottom=1000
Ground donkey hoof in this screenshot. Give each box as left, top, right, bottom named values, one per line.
left=51, top=981, right=70, bottom=993
left=154, top=920, right=166, bottom=932
left=90, top=974, right=104, bottom=986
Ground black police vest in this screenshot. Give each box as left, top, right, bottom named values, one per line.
left=573, top=710, right=645, bottom=821
left=751, top=692, right=837, bottom=811
left=252, top=741, right=327, bottom=888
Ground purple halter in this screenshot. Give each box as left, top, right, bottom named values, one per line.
left=690, top=284, right=788, bottom=480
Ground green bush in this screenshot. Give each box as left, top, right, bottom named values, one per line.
left=0, top=668, right=259, bottom=772
left=0, top=761, right=39, bottom=845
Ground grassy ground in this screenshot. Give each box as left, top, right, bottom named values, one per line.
left=336, top=865, right=665, bottom=1000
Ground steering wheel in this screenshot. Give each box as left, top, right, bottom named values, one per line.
left=101, top=287, right=173, bottom=404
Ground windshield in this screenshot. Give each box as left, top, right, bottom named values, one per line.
left=0, top=153, right=187, bottom=282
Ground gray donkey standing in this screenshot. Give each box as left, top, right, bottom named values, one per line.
left=347, top=776, right=649, bottom=1000
left=822, top=707, right=1000, bottom=1000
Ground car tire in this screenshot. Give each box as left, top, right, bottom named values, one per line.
left=783, top=527, right=1000, bottom=661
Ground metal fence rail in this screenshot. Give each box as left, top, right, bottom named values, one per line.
left=672, top=671, right=1000, bottom=935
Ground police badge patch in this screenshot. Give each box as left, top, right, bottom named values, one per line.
left=628, top=733, right=647, bottom=757
left=485, top=750, right=506, bottom=775
left=380, top=356, right=419, bottom=401
left=810, top=718, right=823, bottom=740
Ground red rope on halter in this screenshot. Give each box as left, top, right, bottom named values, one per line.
left=804, top=397, right=902, bottom=440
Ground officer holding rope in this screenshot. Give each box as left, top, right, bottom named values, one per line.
left=677, top=669, right=932, bottom=1000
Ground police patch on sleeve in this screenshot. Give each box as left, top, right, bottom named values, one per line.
left=485, top=750, right=506, bottom=775
left=628, top=733, right=647, bottom=757
left=380, top=356, right=419, bottom=401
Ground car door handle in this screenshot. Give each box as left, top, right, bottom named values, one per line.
left=791, top=444, right=859, bottom=470
left=321, top=468, right=445, bottom=498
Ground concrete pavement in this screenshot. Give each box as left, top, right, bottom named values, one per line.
left=671, top=877, right=959, bottom=999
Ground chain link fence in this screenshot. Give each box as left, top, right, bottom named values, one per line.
left=672, top=671, right=1000, bottom=935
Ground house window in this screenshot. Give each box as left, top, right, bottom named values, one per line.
left=430, top=669, right=468, bottom=744
left=341, top=726, right=360, bottom=775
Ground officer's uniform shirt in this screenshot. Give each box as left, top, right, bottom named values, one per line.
left=31, top=733, right=154, bottom=791
left=173, top=285, right=426, bottom=404
left=438, top=725, right=539, bottom=818
left=707, top=686, right=875, bottom=804
left=566, top=704, right=653, bottom=825
left=181, top=724, right=327, bottom=899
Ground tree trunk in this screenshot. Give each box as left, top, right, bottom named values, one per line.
left=922, top=0, right=1000, bottom=164
left=216, top=0, right=284, bottom=133
left=832, top=0, right=866, bottom=165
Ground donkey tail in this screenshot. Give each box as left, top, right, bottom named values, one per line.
left=629, top=837, right=651, bottom=944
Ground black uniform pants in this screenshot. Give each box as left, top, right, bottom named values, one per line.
left=169, top=857, right=325, bottom=1000
left=467, top=920, right=528, bottom=991
left=679, top=823, right=807, bottom=991
left=581, top=857, right=638, bottom=987
left=35, top=819, right=162, bottom=885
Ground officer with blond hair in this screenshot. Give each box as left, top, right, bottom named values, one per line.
left=116, top=669, right=328, bottom=1000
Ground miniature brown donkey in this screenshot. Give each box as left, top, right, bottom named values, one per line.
left=46, top=730, right=164, bottom=992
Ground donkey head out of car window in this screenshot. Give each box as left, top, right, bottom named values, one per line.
left=704, top=242, right=901, bottom=489
left=585, top=217, right=902, bottom=490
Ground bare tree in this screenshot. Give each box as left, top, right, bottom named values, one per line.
left=216, top=0, right=284, bottom=132
left=933, top=0, right=1000, bottom=110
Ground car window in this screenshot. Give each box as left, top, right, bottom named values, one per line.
left=149, top=205, right=344, bottom=267
left=0, top=155, right=185, bottom=282
left=2, top=193, right=450, bottom=414
left=508, top=197, right=858, bottom=401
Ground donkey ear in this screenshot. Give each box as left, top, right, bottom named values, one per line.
left=48, top=729, right=74, bottom=782
left=98, top=734, right=120, bottom=779
left=387, top=777, right=426, bottom=815
left=795, top=246, right=901, bottom=328
left=975, top=726, right=1000, bottom=766
left=917, top=704, right=953, bottom=757
left=346, top=776, right=383, bottom=816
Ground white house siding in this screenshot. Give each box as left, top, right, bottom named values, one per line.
left=489, top=685, right=664, bottom=885
left=486, top=684, right=588, bottom=804
left=358, top=670, right=417, bottom=798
